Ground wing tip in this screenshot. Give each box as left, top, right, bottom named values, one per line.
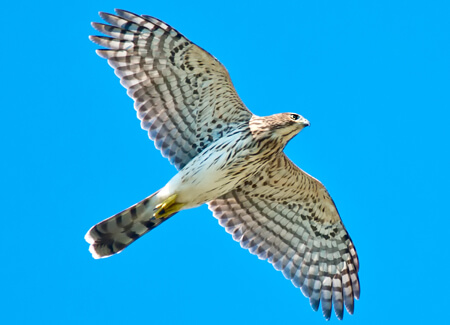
left=114, top=8, right=132, bottom=16
left=89, top=35, right=100, bottom=45
left=98, top=11, right=111, bottom=21
left=95, top=49, right=110, bottom=59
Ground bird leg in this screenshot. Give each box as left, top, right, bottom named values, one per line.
left=153, top=194, right=185, bottom=219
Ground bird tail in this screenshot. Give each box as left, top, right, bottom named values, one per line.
left=85, top=191, right=173, bottom=259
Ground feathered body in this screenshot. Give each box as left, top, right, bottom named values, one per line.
left=87, top=114, right=309, bottom=257
left=86, top=9, right=360, bottom=321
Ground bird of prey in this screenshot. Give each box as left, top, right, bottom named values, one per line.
left=86, top=9, right=360, bottom=320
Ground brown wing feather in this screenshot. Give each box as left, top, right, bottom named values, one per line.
left=90, top=9, right=252, bottom=169
left=208, top=153, right=359, bottom=320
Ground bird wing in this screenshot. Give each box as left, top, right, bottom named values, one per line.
left=208, top=153, right=360, bottom=320
left=90, top=9, right=253, bottom=170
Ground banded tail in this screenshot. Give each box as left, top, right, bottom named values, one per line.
left=85, top=191, right=172, bottom=258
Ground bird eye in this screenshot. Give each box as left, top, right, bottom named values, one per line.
left=290, top=114, right=300, bottom=121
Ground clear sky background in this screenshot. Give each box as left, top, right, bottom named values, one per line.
left=1, top=1, right=449, bottom=324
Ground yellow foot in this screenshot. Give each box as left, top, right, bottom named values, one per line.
left=153, top=194, right=185, bottom=219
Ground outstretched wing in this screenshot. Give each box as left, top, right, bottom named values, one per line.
left=208, top=153, right=359, bottom=320
left=90, top=9, right=252, bottom=170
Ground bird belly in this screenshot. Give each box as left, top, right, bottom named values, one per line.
left=157, top=131, right=260, bottom=209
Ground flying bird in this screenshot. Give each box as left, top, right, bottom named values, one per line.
left=86, top=9, right=360, bottom=320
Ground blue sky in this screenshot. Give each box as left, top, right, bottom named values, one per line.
left=2, top=0, right=449, bottom=324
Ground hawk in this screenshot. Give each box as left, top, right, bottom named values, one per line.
left=86, top=9, right=360, bottom=320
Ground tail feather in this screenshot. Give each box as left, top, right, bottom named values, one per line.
left=85, top=191, right=172, bottom=259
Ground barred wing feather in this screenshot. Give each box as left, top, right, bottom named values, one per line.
left=90, top=9, right=252, bottom=170
left=208, top=153, right=360, bottom=320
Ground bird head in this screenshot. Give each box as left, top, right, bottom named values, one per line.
left=275, top=112, right=310, bottom=143
left=249, top=113, right=310, bottom=147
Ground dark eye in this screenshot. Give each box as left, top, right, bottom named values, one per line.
left=290, top=114, right=300, bottom=121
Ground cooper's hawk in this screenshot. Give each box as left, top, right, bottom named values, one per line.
left=85, top=9, right=360, bottom=320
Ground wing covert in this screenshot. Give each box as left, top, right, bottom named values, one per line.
left=90, top=9, right=252, bottom=169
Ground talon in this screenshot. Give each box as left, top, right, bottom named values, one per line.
left=153, top=194, right=184, bottom=219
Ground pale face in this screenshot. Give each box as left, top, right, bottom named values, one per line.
left=272, top=113, right=310, bottom=141
left=249, top=113, right=310, bottom=145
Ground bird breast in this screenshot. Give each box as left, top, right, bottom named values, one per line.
left=159, top=127, right=279, bottom=209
